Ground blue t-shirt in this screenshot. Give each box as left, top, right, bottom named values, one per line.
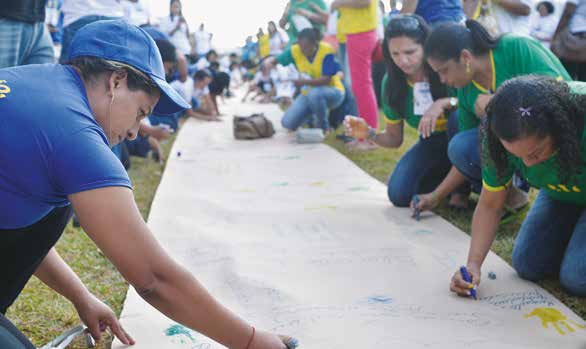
left=0, top=64, right=131, bottom=229
left=415, top=0, right=464, bottom=25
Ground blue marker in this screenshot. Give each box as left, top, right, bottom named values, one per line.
left=412, top=195, right=421, bottom=221
left=286, top=337, right=299, bottom=349
left=460, top=266, right=477, bottom=299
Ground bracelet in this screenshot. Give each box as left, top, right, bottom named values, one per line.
left=367, top=127, right=377, bottom=141
left=431, top=191, right=439, bottom=205
left=244, top=326, right=255, bottom=349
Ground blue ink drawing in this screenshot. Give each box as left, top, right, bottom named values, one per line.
left=367, top=295, right=393, bottom=304
left=165, top=324, right=195, bottom=344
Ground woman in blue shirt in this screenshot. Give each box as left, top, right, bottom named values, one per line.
left=0, top=20, right=293, bottom=349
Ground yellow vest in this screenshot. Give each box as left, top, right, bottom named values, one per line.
left=259, top=34, right=270, bottom=58
left=291, top=41, right=345, bottom=95
left=338, top=0, right=378, bottom=37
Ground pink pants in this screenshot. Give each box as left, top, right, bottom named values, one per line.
left=346, top=30, right=379, bottom=129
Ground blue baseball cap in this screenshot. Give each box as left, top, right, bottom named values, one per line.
left=68, top=20, right=190, bottom=115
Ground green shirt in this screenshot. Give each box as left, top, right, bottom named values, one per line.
left=285, top=0, right=327, bottom=49
left=482, top=81, right=586, bottom=206
left=458, top=34, right=571, bottom=131
left=381, top=73, right=452, bottom=132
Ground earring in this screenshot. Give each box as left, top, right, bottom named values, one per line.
left=465, top=61, right=471, bottom=74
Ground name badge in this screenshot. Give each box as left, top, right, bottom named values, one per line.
left=413, top=82, right=433, bottom=116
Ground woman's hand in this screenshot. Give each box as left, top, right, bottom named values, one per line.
left=73, top=293, right=135, bottom=345
left=450, top=263, right=481, bottom=298
left=410, top=192, right=440, bottom=215
left=343, top=115, right=370, bottom=139
left=418, top=100, right=446, bottom=138
left=474, top=94, right=493, bottom=118
left=250, top=329, right=297, bottom=349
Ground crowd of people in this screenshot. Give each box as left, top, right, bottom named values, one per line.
left=0, top=0, right=585, bottom=348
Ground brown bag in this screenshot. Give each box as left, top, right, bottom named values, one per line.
left=233, top=113, right=275, bottom=140
left=551, top=28, right=586, bottom=62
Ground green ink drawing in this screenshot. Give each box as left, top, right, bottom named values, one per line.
left=165, top=324, right=195, bottom=343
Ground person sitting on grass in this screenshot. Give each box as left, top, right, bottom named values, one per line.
left=242, top=59, right=277, bottom=104
left=344, top=14, right=469, bottom=208
left=450, top=75, right=586, bottom=298
left=265, top=28, right=345, bottom=132
left=0, top=20, right=293, bottom=349
left=185, top=69, right=221, bottom=122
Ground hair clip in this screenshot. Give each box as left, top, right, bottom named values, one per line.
left=519, top=107, right=532, bottom=117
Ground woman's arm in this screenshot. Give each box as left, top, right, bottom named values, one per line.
left=400, top=0, right=419, bottom=13
left=553, top=2, right=577, bottom=38
left=279, top=2, right=291, bottom=29
left=450, top=188, right=507, bottom=295
left=34, top=248, right=134, bottom=345
left=294, top=76, right=332, bottom=87
left=69, top=187, right=283, bottom=349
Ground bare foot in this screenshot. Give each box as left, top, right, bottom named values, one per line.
left=448, top=193, right=469, bottom=209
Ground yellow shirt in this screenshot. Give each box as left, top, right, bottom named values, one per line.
left=259, top=34, right=270, bottom=58
left=291, top=41, right=345, bottom=94
left=337, top=0, right=378, bottom=37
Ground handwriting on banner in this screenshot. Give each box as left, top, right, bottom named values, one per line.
left=479, top=289, right=556, bottom=311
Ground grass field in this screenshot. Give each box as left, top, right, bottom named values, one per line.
left=7, top=111, right=585, bottom=348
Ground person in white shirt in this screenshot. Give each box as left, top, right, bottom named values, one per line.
left=491, top=0, right=533, bottom=36
left=158, top=0, right=191, bottom=57
left=121, top=0, right=150, bottom=27
left=268, top=21, right=286, bottom=56
left=194, top=23, right=212, bottom=58
left=59, top=0, right=124, bottom=62
left=551, top=0, right=586, bottom=80
left=530, top=1, right=558, bottom=48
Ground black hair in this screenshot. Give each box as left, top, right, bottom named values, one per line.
left=169, top=0, right=182, bottom=20
left=484, top=75, right=586, bottom=182
left=206, top=49, right=218, bottom=61
left=67, top=56, right=159, bottom=96
left=536, top=1, right=555, bottom=14
left=424, top=19, right=499, bottom=62
left=193, top=69, right=211, bottom=81
left=382, top=14, right=447, bottom=117
left=297, top=28, right=321, bottom=44
left=155, top=39, right=177, bottom=63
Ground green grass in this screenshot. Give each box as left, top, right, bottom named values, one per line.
left=325, top=112, right=586, bottom=320
left=6, top=136, right=176, bottom=349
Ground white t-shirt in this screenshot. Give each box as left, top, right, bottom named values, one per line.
left=158, top=16, right=191, bottom=56
left=170, top=77, right=194, bottom=104
left=121, top=0, right=150, bottom=27
left=568, top=0, right=586, bottom=33
left=61, top=0, right=124, bottom=27
left=269, top=32, right=285, bottom=56
left=193, top=85, right=210, bottom=101
left=194, top=29, right=211, bottom=56
left=492, top=0, right=533, bottom=36
left=195, top=57, right=210, bottom=71
left=530, top=14, right=559, bottom=48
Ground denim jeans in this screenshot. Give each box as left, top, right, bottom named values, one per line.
left=447, top=128, right=482, bottom=193
left=512, top=191, right=586, bottom=296
left=59, top=15, right=120, bottom=63
left=0, top=18, right=54, bottom=68
left=337, top=43, right=351, bottom=87
left=387, top=111, right=461, bottom=207
left=282, top=86, right=344, bottom=131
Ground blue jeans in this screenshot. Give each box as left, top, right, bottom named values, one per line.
left=59, top=15, right=120, bottom=63
left=282, top=86, right=344, bottom=131
left=448, top=128, right=482, bottom=193
left=0, top=19, right=54, bottom=68
left=512, top=191, right=586, bottom=296
left=387, top=111, right=461, bottom=207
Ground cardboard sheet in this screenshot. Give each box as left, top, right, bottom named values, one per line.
left=113, top=97, right=586, bottom=348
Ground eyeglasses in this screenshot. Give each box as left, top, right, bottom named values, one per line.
left=387, top=15, right=420, bottom=33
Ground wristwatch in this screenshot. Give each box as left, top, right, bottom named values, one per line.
left=449, top=97, right=458, bottom=109
left=367, top=127, right=377, bottom=141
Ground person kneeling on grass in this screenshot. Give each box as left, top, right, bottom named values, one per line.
left=0, top=20, right=294, bottom=349
left=265, top=28, right=345, bottom=132
left=344, top=14, right=469, bottom=205
left=451, top=76, right=586, bottom=299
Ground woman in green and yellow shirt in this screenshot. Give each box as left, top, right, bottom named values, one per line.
left=344, top=15, right=465, bottom=207
left=411, top=19, right=571, bottom=213
left=451, top=76, right=586, bottom=297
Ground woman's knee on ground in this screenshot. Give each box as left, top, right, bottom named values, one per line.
left=560, top=259, right=586, bottom=296
left=387, top=174, right=414, bottom=207
left=447, top=132, right=469, bottom=169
